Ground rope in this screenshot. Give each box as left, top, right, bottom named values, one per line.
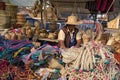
left=61, top=41, right=120, bottom=79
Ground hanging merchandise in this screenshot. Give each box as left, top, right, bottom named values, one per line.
left=26, top=0, right=58, bottom=29
left=61, top=41, right=120, bottom=80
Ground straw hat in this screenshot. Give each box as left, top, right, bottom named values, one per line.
left=66, top=14, right=80, bottom=25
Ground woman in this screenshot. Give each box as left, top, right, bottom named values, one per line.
left=58, top=15, right=82, bottom=49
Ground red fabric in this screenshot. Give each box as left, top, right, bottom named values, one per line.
left=96, top=0, right=102, bottom=11
left=100, top=0, right=108, bottom=12
left=95, top=0, right=114, bottom=13
left=114, top=53, right=120, bottom=63
left=95, top=23, right=99, bottom=34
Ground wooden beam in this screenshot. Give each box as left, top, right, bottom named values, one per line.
left=51, top=0, right=95, bottom=3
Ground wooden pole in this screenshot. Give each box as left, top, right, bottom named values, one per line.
left=40, top=0, right=44, bottom=28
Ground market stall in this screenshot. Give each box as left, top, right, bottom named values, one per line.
left=0, top=0, right=120, bottom=80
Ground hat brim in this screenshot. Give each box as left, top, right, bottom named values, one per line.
left=66, top=21, right=83, bottom=25
left=66, top=22, right=79, bottom=25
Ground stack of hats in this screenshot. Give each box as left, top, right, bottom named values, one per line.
left=16, top=13, right=26, bottom=25
left=0, top=2, right=10, bottom=29
left=5, top=3, right=18, bottom=25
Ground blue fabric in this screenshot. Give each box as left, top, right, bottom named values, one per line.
left=69, top=37, right=76, bottom=47
left=77, top=23, right=96, bottom=31
left=31, top=50, right=42, bottom=61
left=69, top=32, right=77, bottom=48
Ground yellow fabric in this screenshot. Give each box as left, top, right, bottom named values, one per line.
left=14, top=47, right=26, bottom=58
left=58, top=30, right=81, bottom=41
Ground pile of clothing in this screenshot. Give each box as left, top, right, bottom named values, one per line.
left=0, top=36, right=63, bottom=80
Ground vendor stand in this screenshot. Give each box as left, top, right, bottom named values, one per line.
left=0, top=0, right=120, bottom=80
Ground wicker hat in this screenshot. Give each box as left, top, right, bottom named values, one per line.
left=66, top=14, right=79, bottom=25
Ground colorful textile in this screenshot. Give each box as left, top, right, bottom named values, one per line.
left=22, top=44, right=61, bottom=68
left=0, top=36, right=33, bottom=63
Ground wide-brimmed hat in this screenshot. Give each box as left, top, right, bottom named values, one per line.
left=66, top=14, right=79, bottom=25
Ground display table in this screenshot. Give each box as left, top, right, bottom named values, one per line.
left=38, top=38, right=58, bottom=43
left=38, top=38, right=58, bottom=46
left=104, top=28, right=119, bottom=34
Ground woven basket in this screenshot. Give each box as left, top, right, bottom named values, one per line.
left=0, top=15, right=10, bottom=24
left=16, top=14, right=26, bottom=25
left=5, top=4, right=18, bottom=25
left=0, top=15, right=10, bottom=29
left=6, top=4, right=18, bottom=11
left=0, top=2, right=6, bottom=10
left=5, top=4, right=18, bottom=18
left=0, top=24, right=10, bottom=29
left=11, top=19, right=17, bottom=25
left=17, top=14, right=26, bottom=19
left=0, top=10, right=6, bottom=15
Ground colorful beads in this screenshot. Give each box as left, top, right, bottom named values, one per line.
left=104, top=59, right=110, bottom=64
left=79, top=69, right=83, bottom=73
left=83, top=69, right=87, bottom=72
left=90, top=69, right=94, bottom=72
left=54, top=69, right=60, bottom=73
left=73, top=78, right=77, bottom=80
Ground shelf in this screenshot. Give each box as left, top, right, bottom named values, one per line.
left=104, top=28, right=120, bottom=34
left=104, top=28, right=119, bottom=31
left=38, top=38, right=58, bottom=43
